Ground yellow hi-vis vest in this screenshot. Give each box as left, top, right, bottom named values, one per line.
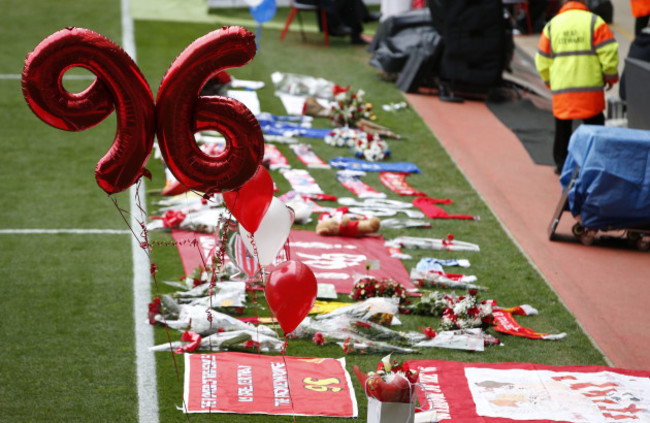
left=535, top=2, right=619, bottom=119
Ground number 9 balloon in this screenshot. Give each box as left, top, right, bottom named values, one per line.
left=22, top=27, right=155, bottom=195
left=156, top=26, right=264, bottom=195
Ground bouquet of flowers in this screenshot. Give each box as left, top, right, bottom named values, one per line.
left=323, top=127, right=390, bottom=162
left=329, top=85, right=375, bottom=127
left=324, top=126, right=362, bottom=148
left=411, top=289, right=494, bottom=331
left=411, top=291, right=455, bottom=316
left=440, top=289, right=494, bottom=331
left=350, top=276, right=408, bottom=305
left=314, top=297, right=401, bottom=328
left=290, top=316, right=421, bottom=354
left=352, top=132, right=390, bottom=162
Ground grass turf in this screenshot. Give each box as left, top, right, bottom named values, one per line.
left=0, top=1, right=607, bottom=421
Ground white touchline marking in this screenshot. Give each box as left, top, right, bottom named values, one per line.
left=131, top=183, right=159, bottom=423
left=0, top=229, right=131, bottom=234
left=121, top=0, right=159, bottom=420
left=0, top=74, right=95, bottom=80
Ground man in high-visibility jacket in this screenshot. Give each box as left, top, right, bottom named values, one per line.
left=535, top=0, right=619, bottom=174
left=631, top=0, right=650, bottom=35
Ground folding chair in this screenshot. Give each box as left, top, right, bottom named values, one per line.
left=280, top=0, right=329, bottom=47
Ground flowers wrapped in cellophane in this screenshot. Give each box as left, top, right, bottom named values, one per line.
left=149, top=295, right=277, bottom=338
left=149, top=329, right=285, bottom=354
left=410, top=289, right=494, bottom=331
left=314, top=297, right=401, bottom=326
left=289, top=316, right=417, bottom=354
left=350, top=277, right=409, bottom=310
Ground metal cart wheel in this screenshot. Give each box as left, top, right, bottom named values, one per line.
left=580, top=229, right=596, bottom=246
left=572, top=222, right=585, bottom=237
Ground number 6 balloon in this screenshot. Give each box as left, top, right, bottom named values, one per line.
left=156, top=26, right=264, bottom=195
left=22, top=27, right=155, bottom=195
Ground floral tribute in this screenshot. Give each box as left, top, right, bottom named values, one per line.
left=353, top=132, right=390, bottom=162
left=413, top=289, right=494, bottom=330
left=324, top=126, right=390, bottom=161
left=353, top=354, right=419, bottom=403
left=328, top=85, right=375, bottom=127
left=350, top=277, right=409, bottom=310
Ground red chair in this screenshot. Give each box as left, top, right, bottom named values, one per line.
left=280, top=0, right=329, bottom=47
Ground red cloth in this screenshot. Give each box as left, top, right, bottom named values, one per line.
left=492, top=310, right=564, bottom=340
left=338, top=219, right=359, bottom=237
left=412, top=196, right=474, bottom=220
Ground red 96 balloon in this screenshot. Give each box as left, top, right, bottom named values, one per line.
left=156, top=26, right=264, bottom=195
left=22, top=27, right=155, bottom=195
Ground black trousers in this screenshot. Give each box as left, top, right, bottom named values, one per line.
left=295, top=0, right=365, bottom=34
left=635, top=15, right=650, bottom=36
left=554, top=112, right=605, bottom=170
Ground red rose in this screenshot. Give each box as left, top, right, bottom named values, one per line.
left=312, top=332, right=325, bottom=346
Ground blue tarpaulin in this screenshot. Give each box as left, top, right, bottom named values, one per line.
left=560, top=125, right=650, bottom=230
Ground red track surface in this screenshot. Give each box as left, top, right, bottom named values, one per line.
left=406, top=92, right=650, bottom=371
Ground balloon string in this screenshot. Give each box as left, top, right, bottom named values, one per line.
left=280, top=344, right=298, bottom=423
left=249, top=234, right=264, bottom=355
left=110, top=190, right=190, bottom=421
left=206, top=211, right=232, bottom=352
left=255, top=258, right=297, bottom=422
left=249, top=270, right=262, bottom=353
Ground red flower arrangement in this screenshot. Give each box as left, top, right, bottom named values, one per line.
left=353, top=354, right=419, bottom=403
left=328, top=87, right=375, bottom=127
left=350, top=276, right=412, bottom=314
left=350, top=277, right=408, bottom=304
left=312, top=332, right=325, bottom=346
left=148, top=297, right=162, bottom=325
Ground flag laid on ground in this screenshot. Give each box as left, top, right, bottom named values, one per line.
left=285, top=229, right=415, bottom=294
left=183, top=352, right=357, bottom=417
left=408, top=359, right=650, bottom=422
left=173, top=229, right=415, bottom=294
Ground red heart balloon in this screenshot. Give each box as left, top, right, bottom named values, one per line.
left=223, top=165, right=273, bottom=234
left=265, top=260, right=317, bottom=334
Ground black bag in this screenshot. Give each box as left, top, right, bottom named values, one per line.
left=438, top=0, right=512, bottom=92
left=368, top=9, right=437, bottom=74
left=395, top=31, right=443, bottom=92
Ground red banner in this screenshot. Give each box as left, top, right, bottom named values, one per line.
left=183, top=352, right=357, bottom=417
left=285, top=230, right=414, bottom=294
left=172, top=229, right=415, bottom=294
left=408, top=359, right=650, bottom=422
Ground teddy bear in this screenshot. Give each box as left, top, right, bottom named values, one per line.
left=316, top=213, right=381, bottom=237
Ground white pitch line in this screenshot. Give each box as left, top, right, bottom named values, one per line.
left=0, top=74, right=95, bottom=80
left=0, top=229, right=130, bottom=234
left=121, top=0, right=159, bottom=420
